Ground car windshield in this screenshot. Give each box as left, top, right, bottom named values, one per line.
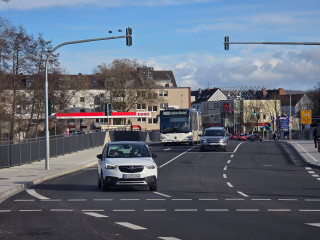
left=203, top=130, right=225, bottom=136
left=107, top=144, right=150, bottom=158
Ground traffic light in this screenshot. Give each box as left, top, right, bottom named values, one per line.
left=48, top=99, right=52, bottom=116
left=253, top=110, right=256, bottom=115
left=105, top=103, right=112, bottom=116
left=224, top=36, right=229, bottom=50
left=126, top=27, right=132, bottom=46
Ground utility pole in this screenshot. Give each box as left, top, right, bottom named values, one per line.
left=44, top=28, right=132, bottom=170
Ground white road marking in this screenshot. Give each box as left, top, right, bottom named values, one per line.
left=268, top=209, right=291, bottom=212
left=0, top=210, right=11, bottom=212
left=237, top=191, right=249, bottom=197
left=120, top=199, right=140, bottom=201
left=223, top=166, right=228, bottom=171
left=305, top=223, right=320, bottom=228
left=236, top=209, right=259, bottom=212
left=172, top=199, right=192, bottom=201
left=231, top=155, right=234, bottom=158
left=226, top=198, right=244, bottom=201
left=83, top=212, right=108, bottom=218
left=233, top=142, right=243, bottom=153
left=14, top=199, right=34, bottom=202
left=294, top=142, right=319, bottom=162
left=68, top=199, right=87, bottom=202
left=146, top=199, right=166, bottom=201
left=305, top=167, right=312, bottom=170
left=164, top=148, right=172, bottom=151
left=227, top=182, right=233, bottom=187
left=227, top=160, right=231, bottom=164
left=159, top=146, right=196, bottom=168
left=299, top=210, right=320, bottom=212
left=308, top=171, right=316, bottom=174
left=41, top=199, right=61, bottom=202
left=113, top=209, right=135, bottom=212
left=115, top=222, right=146, bottom=230
left=317, top=178, right=320, bottom=181
left=223, top=174, right=227, bottom=178
left=154, top=192, right=171, bottom=198
left=26, top=189, right=50, bottom=200
left=312, top=174, right=319, bottom=177
left=50, top=209, right=74, bottom=212
left=205, top=209, right=229, bottom=212
left=174, top=209, right=197, bottom=212
left=278, top=199, right=298, bottom=201
left=19, top=209, right=42, bottom=212
left=251, top=199, right=271, bottom=201
left=305, top=199, right=320, bottom=201
left=199, top=199, right=218, bottom=201
left=144, top=209, right=167, bottom=212
left=93, top=199, right=113, bottom=201
left=81, top=209, right=104, bottom=212
left=159, top=237, right=181, bottom=240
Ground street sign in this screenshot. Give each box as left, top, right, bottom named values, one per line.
left=278, top=116, right=289, bottom=131
left=301, top=110, right=312, bottom=124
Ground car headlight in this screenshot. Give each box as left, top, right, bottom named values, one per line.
left=201, top=138, right=206, bottom=143
left=105, top=164, right=117, bottom=169
left=220, top=138, right=226, bottom=143
left=145, top=163, right=156, bottom=169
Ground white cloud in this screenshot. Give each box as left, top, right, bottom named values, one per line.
left=0, top=0, right=216, bottom=10
left=135, top=48, right=320, bottom=91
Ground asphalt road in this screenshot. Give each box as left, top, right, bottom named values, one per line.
left=1, top=141, right=320, bottom=240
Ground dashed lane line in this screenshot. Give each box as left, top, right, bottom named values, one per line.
left=115, top=222, right=146, bottom=230
left=159, top=237, right=181, bottom=240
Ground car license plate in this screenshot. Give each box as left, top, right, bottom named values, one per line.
left=123, top=174, right=140, bottom=179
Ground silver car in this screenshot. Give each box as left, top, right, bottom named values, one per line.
left=199, top=127, right=229, bottom=152
left=97, top=141, right=158, bottom=191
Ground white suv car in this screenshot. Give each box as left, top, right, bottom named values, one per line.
left=97, top=141, right=158, bottom=191
left=200, top=127, right=229, bottom=152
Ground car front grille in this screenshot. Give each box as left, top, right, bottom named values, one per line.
left=119, top=166, right=144, bottom=173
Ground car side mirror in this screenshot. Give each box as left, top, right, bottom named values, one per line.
left=96, top=154, right=103, bottom=160
left=152, top=153, right=158, bottom=159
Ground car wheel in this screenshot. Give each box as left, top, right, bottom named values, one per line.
left=101, top=173, right=109, bottom=191
left=149, top=183, right=157, bottom=191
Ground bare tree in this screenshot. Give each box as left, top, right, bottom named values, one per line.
left=93, top=59, right=159, bottom=114
left=307, top=81, right=320, bottom=117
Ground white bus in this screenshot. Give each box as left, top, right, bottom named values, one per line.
left=159, top=109, right=202, bottom=145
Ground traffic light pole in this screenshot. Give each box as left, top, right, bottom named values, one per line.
left=45, top=30, right=132, bottom=170
left=224, top=36, right=320, bottom=50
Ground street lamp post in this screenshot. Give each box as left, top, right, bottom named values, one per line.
left=45, top=30, right=132, bottom=170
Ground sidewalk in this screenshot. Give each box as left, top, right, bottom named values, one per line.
left=0, top=146, right=103, bottom=203
left=284, top=140, right=320, bottom=168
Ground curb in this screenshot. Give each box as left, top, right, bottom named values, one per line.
left=0, top=161, right=97, bottom=204
left=283, top=141, right=320, bottom=170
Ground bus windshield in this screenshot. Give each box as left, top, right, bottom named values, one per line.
left=160, top=116, right=190, bottom=133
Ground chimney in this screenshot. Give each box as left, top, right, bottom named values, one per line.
left=262, top=88, right=267, bottom=98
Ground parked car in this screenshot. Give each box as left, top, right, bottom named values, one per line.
left=199, top=127, right=229, bottom=152
left=238, top=133, right=247, bottom=141
left=97, top=141, right=158, bottom=191
left=248, top=134, right=255, bottom=141
left=231, top=134, right=238, bottom=140
left=254, top=133, right=263, bottom=141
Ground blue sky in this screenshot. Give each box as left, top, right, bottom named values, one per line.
left=1, top=0, right=320, bottom=91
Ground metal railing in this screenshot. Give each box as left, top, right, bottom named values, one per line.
left=0, top=130, right=160, bottom=169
